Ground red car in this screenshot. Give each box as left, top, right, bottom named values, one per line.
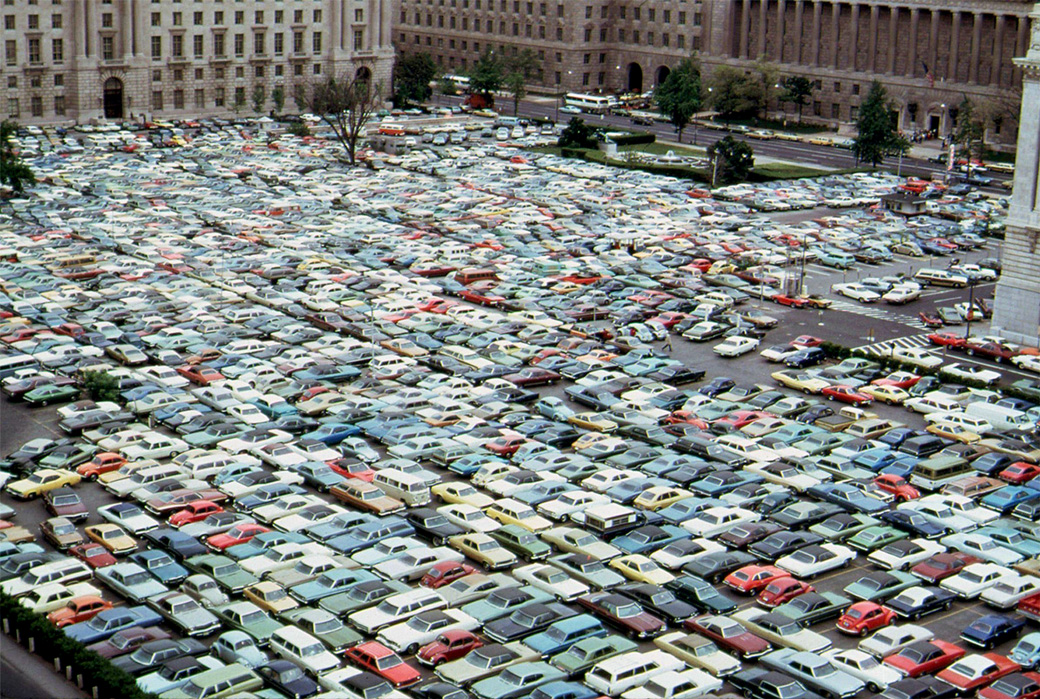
left=999, top=462, right=1040, bottom=484
left=176, top=364, right=225, bottom=386
left=980, top=672, right=1040, bottom=699
left=205, top=523, right=270, bottom=551
left=577, top=591, right=666, bottom=639
left=47, top=595, right=113, bottom=628
left=757, top=577, right=815, bottom=607
left=965, top=341, right=1018, bottom=363
left=910, top=553, right=982, bottom=584
left=723, top=565, right=788, bottom=594
left=76, top=452, right=127, bottom=480
left=919, top=311, right=944, bottom=328
left=872, top=372, right=921, bottom=390
left=169, top=500, right=225, bottom=527
left=87, top=627, right=170, bottom=659
left=69, top=543, right=118, bottom=568
left=836, top=601, right=896, bottom=636
left=873, top=474, right=921, bottom=501
left=928, top=331, right=967, bottom=348
left=684, top=615, right=772, bottom=659
left=416, top=630, right=484, bottom=667
left=420, top=561, right=477, bottom=588
left=662, top=411, right=711, bottom=430
left=418, top=299, right=458, bottom=314
left=343, top=642, right=421, bottom=687
left=713, top=410, right=774, bottom=431
left=485, top=436, right=526, bottom=457
left=791, top=335, right=823, bottom=348
left=883, top=640, right=966, bottom=677
left=771, top=294, right=811, bottom=308
left=821, top=385, right=872, bottom=406
left=328, top=458, right=376, bottom=482
left=937, top=653, right=1022, bottom=694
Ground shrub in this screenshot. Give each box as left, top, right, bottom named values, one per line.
left=80, top=370, right=119, bottom=403
left=608, top=132, right=655, bottom=146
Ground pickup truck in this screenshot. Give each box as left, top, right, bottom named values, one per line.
left=1017, top=591, right=1040, bottom=622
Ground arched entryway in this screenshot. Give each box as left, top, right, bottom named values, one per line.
left=356, top=66, right=372, bottom=85
left=655, top=66, right=670, bottom=87
left=103, top=77, right=124, bottom=119
left=627, top=63, right=643, bottom=93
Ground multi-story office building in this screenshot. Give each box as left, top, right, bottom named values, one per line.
left=3, top=0, right=394, bottom=124
left=394, top=0, right=1031, bottom=144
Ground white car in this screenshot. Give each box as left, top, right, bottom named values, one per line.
left=760, top=345, right=801, bottom=363
left=867, top=538, right=945, bottom=571
left=252, top=494, right=326, bottom=525
left=348, top=588, right=447, bottom=634
left=1012, top=354, right=1040, bottom=373
left=979, top=573, right=1040, bottom=608
left=940, top=533, right=1024, bottom=566
left=891, top=348, right=943, bottom=370
left=822, top=648, right=901, bottom=693
left=882, top=286, right=922, bottom=304
left=18, top=581, right=102, bottom=614
left=218, top=470, right=304, bottom=499
left=351, top=537, right=427, bottom=567
left=438, top=504, right=501, bottom=533
left=536, top=490, right=610, bottom=521
left=939, top=563, right=1016, bottom=599
left=621, top=668, right=723, bottom=699
left=776, top=543, right=856, bottom=578
left=834, top=283, right=881, bottom=303
left=680, top=507, right=760, bottom=538
left=97, top=502, right=160, bottom=534
left=859, top=624, right=934, bottom=658
left=240, top=543, right=331, bottom=577
left=374, top=546, right=464, bottom=582
left=650, top=538, right=726, bottom=570
left=732, top=608, right=831, bottom=653
left=581, top=468, right=643, bottom=494
left=940, top=363, right=1002, bottom=386
left=273, top=503, right=347, bottom=533
left=513, top=563, right=590, bottom=601
left=226, top=402, right=268, bottom=425
left=376, top=608, right=479, bottom=655
left=919, top=494, right=999, bottom=525
left=713, top=336, right=760, bottom=357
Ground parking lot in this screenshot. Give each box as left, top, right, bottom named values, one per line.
left=1, top=117, right=1038, bottom=699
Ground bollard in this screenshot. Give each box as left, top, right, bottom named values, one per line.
left=66, top=665, right=72, bottom=681
left=77, top=673, right=84, bottom=689
left=54, top=658, right=61, bottom=673
left=28, top=637, right=34, bottom=653
left=93, top=686, right=99, bottom=699
left=2, top=618, right=8, bottom=634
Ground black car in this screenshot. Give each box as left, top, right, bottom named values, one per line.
left=405, top=508, right=465, bottom=546
left=775, top=591, right=850, bottom=626
left=884, top=586, right=956, bottom=620
left=59, top=408, right=134, bottom=435
left=111, top=638, right=207, bottom=676
left=682, top=550, right=758, bottom=584
left=730, top=668, right=824, bottom=699
left=754, top=491, right=798, bottom=516
left=699, top=377, right=736, bottom=397
left=796, top=405, right=834, bottom=424
left=784, top=348, right=827, bottom=369
left=257, top=660, right=320, bottom=698
left=749, top=531, right=824, bottom=560
left=647, top=365, right=706, bottom=385
left=717, top=522, right=784, bottom=549
left=616, top=583, right=698, bottom=625
left=482, top=602, right=578, bottom=643
left=413, top=682, right=472, bottom=699
left=882, top=676, right=959, bottom=699
left=879, top=510, right=947, bottom=539
left=664, top=574, right=737, bottom=613
left=141, top=528, right=207, bottom=561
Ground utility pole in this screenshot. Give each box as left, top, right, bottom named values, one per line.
left=964, top=278, right=977, bottom=340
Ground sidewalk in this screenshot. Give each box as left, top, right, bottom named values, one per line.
left=0, top=635, right=88, bottom=699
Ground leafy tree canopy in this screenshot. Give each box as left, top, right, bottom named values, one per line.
left=655, top=56, right=702, bottom=140
left=709, top=135, right=754, bottom=185
left=852, top=81, right=909, bottom=168
left=558, top=117, right=599, bottom=149
left=394, top=52, right=439, bottom=106
left=0, top=121, right=34, bottom=194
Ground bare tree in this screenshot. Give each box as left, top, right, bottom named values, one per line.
left=310, top=72, right=382, bottom=165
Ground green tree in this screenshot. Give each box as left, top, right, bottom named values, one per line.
left=954, top=97, right=984, bottom=177
left=708, top=135, right=754, bottom=185
left=505, top=72, right=527, bottom=116
left=394, top=52, right=439, bottom=106
left=654, top=56, right=702, bottom=142
left=81, top=370, right=118, bottom=403
left=0, top=120, right=34, bottom=194
left=287, top=121, right=311, bottom=137
left=779, top=76, right=814, bottom=123
left=708, top=66, right=761, bottom=122
left=233, top=88, right=247, bottom=115
left=251, top=84, right=266, bottom=114
left=310, top=73, right=383, bottom=165
left=557, top=117, right=598, bottom=149
left=752, top=56, right=779, bottom=119
left=468, top=50, right=504, bottom=104
left=292, top=83, right=308, bottom=112
left=852, top=81, right=909, bottom=168
left=504, top=49, right=537, bottom=116
left=271, top=86, right=285, bottom=114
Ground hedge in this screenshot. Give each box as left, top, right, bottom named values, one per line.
left=0, top=591, right=158, bottom=699
left=607, top=132, right=656, bottom=146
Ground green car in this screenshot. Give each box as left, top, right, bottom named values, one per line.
left=846, top=526, right=909, bottom=553
left=549, top=634, right=637, bottom=678
left=490, top=525, right=552, bottom=562
left=470, top=661, right=565, bottom=699
left=24, top=383, right=80, bottom=406
left=282, top=607, right=362, bottom=652
left=212, top=601, right=282, bottom=646
left=809, top=514, right=880, bottom=542
left=842, top=570, right=919, bottom=603
left=185, top=554, right=259, bottom=593
left=318, top=579, right=412, bottom=617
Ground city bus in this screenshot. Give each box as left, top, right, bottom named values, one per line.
left=441, top=74, right=472, bottom=94
left=564, top=93, right=618, bottom=114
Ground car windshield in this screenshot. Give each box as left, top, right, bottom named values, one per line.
left=301, top=642, right=326, bottom=657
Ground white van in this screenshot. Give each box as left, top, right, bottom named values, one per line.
left=269, top=625, right=339, bottom=675
left=0, top=354, right=39, bottom=379
left=904, top=395, right=963, bottom=415
left=0, top=559, right=93, bottom=597
left=965, top=401, right=1032, bottom=431
left=585, top=650, right=685, bottom=695
left=372, top=469, right=431, bottom=507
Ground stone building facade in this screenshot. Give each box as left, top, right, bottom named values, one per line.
left=393, top=0, right=1030, bottom=143
left=3, top=0, right=394, bottom=124
left=991, top=2, right=1040, bottom=345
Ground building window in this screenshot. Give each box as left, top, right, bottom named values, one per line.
left=214, top=66, right=223, bottom=80
left=353, top=29, right=363, bottom=50
left=214, top=10, right=223, bottom=24
left=834, top=82, right=841, bottom=92
left=254, top=64, right=263, bottom=77
left=214, top=87, right=224, bottom=106
left=275, top=10, right=282, bottom=23
left=194, top=68, right=203, bottom=80
left=194, top=11, right=202, bottom=25
left=294, top=9, right=303, bottom=23
left=31, top=95, right=43, bottom=116
left=54, top=95, right=65, bottom=115
left=254, top=10, right=263, bottom=24
left=677, top=34, right=684, bottom=48
left=234, top=86, right=244, bottom=105
left=234, top=33, right=243, bottom=56
left=173, top=68, right=182, bottom=81
left=28, top=37, right=41, bottom=63
left=235, top=66, right=244, bottom=77
left=194, top=88, right=204, bottom=108
left=52, top=37, right=63, bottom=62
left=101, top=12, right=112, bottom=27
left=274, top=33, right=283, bottom=54
left=30, top=75, right=41, bottom=88
left=254, top=31, right=264, bottom=54
left=172, top=34, right=183, bottom=57
left=151, top=35, right=161, bottom=59
left=3, top=16, right=13, bottom=30
left=3, top=40, right=13, bottom=66
left=27, top=13, right=38, bottom=29
left=152, top=69, right=161, bottom=81
left=101, top=35, right=112, bottom=60
left=172, top=11, right=181, bottom=26
left=852, top=84, right=860, bottom=96
left=53, top=74, right=62, bottom=86
left=234, top=10, right=243, bottom=24
left=313, top=63, right=320, bottom=74
left=173, top=89, right=183, bottom=109
left=582, top=72, right=589, bottom=86
left=312, top=31, right=321, bottom=52
left=313, top=9, right=321, bottom=22
left=7, top=98, right=19, bottom=117
left=193, top=34, right=203, bottom=57
left=213, top=33, right=224, bottom=56
left=151, top=12, right=161, bottom=26
left=831, top=103, right=839, bottom=119
left=678, top=11, right=685, bottom=24
left=584, top=5, right=590, bottom=18
left=293, top=31, right=303, bottom=53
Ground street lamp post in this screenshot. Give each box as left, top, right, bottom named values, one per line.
left=964, top=278, right=978, bottom=340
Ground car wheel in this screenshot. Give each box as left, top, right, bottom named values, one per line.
left=406, top=643, right=419, bottom=655
left=868, top=683, right=882, bottom=693
left=967, top=349, right=975, bottom=356
left=943, top=601, right=952, bottom=610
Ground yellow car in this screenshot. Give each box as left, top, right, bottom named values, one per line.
left=608, top=554, right=675, bottom=585
left=244, top=581, right=299, bottom=614
left=431, top=482, right=495, bottom=508
left=632, top=486, right=693, bottom=511
left=771, top=370, right=830, bottom=394
left=572, top=432, right=613, bottom=451
left=485, top=499, right=552, bottom=532
left=859, top=384, right=910, bottom=405
left=84, top=523, right=138, bottom=555
left=576, top=349, right=618, bottom=364
left=0, top=526, right=35, bottom=544
left=447, top=533, right=518, bottom=570
left=567, top=412, right=618, bottom=433
left=4, top=468, right=81, bottom=500
left=926, top=421, right=982, bottom=444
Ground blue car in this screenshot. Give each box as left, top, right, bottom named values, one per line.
left=612, top=524, right=689, bottom=555
left=513, top=482, right=578, bottom=507
left=810, top=483, right=890, bottom=515
left=960, top=614, right=1028, bottom=650
left=878, top=510, right=946, bottom=538
left=327, top=516, right=414, bottom=554
left=852, top=448, right=896, bottom=471
left=289, top=568, right=378, bottom=604
left=689, top=471, right=763, bottom=496
left=529, top=681, right=599, bottom=699
left=64, top=606, right=163, bottom=644
left=131, top=549, right=189, bottom=585
left=523, top=614, right=607, bottom=656
left=302, top=423, right=361, bottom=445
left=450, top=454, right=507, bottom=476
left=224, top=531, right=310, bottom=561
left=235, top=483, right=306, bottom=513
left=657, top=497, right=721, bottom=525
left=1010, top=632, right=1040, bottom=669
left=976, top=526, right=1040, bottom=558
left=981, top=486, right=1040, bottom=514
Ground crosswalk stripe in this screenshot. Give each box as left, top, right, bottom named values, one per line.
left=854, top=333, right=933, bottom=355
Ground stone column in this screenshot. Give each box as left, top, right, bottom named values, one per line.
left=928, top=9, right=939, bottom=81
left=793, top=0, right=805, bottom=64
left=969, top=12, right=982, bottom=83
left=908, top=8, right=919, bottom=77
left=776, top=0, right=786, bottom=62
left=868, top=5, right=878, bottom=72
left=949, top=12, right=961, bottom=84
left=739, top=0, right=751, bottom=59
left=119, top=0, right=131, bottom=58
left=848, top=3, right=859, bottom=72
left=992, top=14, right=1006, bottom=86
left=83, top=0, right=92, bottom=58
left=1014, top=14, right=1030, bottom=84
left=71, top=0, right=83, bottom=59
left=887, top=7, right=898, bottom=73
left=831, top=2, right=841, bottom=70
left=759, top=0, right=768, bottom=60
left=812, top=1, right=822, bottom=65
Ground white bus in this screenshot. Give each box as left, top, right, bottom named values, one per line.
left=564, top=93, right=618, bottom=114
left=441, top=74, right=471, bottom=93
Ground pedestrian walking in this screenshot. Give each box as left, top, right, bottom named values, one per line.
left=663, top=334, right=673, bottom=353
